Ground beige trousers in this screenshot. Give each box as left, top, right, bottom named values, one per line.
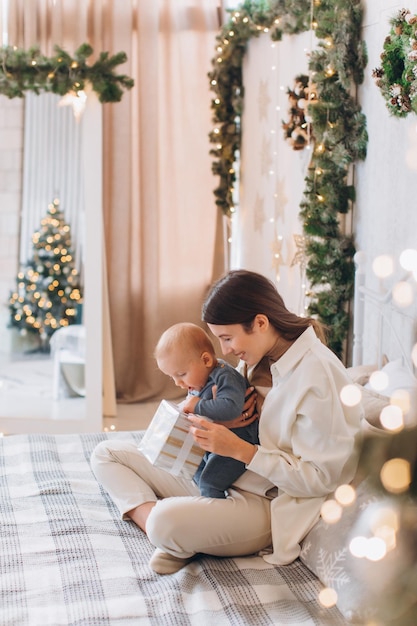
left=91, top=439, right=272, bottom=559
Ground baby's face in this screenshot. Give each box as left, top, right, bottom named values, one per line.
left=157, top=352, right=210, bottom=392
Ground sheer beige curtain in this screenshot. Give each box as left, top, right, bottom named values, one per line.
left=4, top=0, right=222, bottom=403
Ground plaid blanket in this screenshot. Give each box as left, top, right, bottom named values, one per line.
left=0, top=432, right=347, bottom=626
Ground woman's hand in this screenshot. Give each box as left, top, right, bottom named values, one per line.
left=215, top=386, right=259, bottom=429
left=187, top=414, right=257, bottom=465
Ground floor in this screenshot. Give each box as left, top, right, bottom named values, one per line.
left=0, top=350, right=160, bottom=435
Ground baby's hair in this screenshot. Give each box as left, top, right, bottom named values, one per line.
left=155, top=322, right=216, bottom=361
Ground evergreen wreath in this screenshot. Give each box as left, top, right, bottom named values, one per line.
left=208, top=0, right=368, bottom=357
left=0, top=43, right=134, bottom=102
left=282, top=74, right=315, bottom=150
left=372, top=8, right=417, bottom=117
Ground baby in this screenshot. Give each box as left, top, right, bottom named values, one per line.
left=155, top=322, right=259, bottom=499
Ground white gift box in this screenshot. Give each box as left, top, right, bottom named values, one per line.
left=137, top=399, right=206, bottom=480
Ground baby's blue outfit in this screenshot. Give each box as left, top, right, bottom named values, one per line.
left=190, top=359, right=259, bottom=499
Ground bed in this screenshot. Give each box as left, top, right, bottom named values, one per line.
left=1, top=251, right=416, bottom=626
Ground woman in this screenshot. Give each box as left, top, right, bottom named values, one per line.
left=91, top=270, right=362, bottom=575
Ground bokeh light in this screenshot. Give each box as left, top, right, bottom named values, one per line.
left=372, top=255, right=394, bottom=278
left=392, top=281, right=414, bottom=307
left=318, top=587, right=338, bottom=608
left=380, top=458, right=411, bottom=493
left=380, top=404, right=404, bottom=431
left=399, top=248, right=417, bottom=272
left=335, top=484, right=356, bottom=506
left=368, top=370, right=389, bottom=392
left=321, top=499, right=343, bottom=523
left=340, top=384, right=362, bottom=406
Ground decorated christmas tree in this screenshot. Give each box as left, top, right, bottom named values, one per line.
left=9, top=198, right=83, bottom=350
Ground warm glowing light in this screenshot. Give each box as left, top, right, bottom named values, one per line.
left=340, top=384, right=362, bottom=407
left=371, top=507, right=399, bottom=552
left=399, top=248, right=417, bottom=272
left=392, top=281, right=414, bottom=307
left=380, top=458, right=411, bottom=493
left=335, top=484, right=356, bottom=506
left=321, top=499, right=342, bottom=523
left=372, top=254, right=394, bottom=278
left=390, top=389, right=411, bottom=416
left=380, top=404, right=403, bottom=431
left=366, top=537, right=387, bottom=561
left=368, top=370, right=389, bottom=392
left=318, top=587, right=338, bottom=608
left=349, top=536, right=368, bottom=558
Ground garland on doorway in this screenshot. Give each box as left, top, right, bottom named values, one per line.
left=372, top=8, right=417, bottom=118
left=208, top=0, right=368, bottom=357
left=0, top=42, right=134, bottom=102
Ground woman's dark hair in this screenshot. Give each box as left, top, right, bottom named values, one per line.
left=202, top=269, right=326, bottom=344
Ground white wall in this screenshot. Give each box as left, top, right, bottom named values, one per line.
left=235, top=1, right=417, bottom=365
left=354, top=1, right=417, bottom=364
left=232, top=30, right=313, bottom=316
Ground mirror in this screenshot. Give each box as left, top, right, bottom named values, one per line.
left=0, top=90, right=105, bottom=434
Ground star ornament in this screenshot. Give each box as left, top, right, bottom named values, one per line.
left=291, top=234, right=307, bottom=270
left=59, top=90, right=87, bottom=120
left=258, top=79, right=271, bottom=121
left=253, top=193, right=266, bottom=233
left=270, top=235, right=285, bottom=281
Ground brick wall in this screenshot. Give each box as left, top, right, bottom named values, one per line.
left=0, top=96, right=24, bottom=356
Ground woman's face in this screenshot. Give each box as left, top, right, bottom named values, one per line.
left=207, top=320, right=270, bottom=366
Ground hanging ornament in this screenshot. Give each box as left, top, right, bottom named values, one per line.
left=282, top=74, right=315, bottom=150
left=291, top=233, right=308, bottom=269
left=59, top=89, right=87, bottom=120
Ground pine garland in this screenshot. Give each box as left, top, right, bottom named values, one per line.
left=372, top=8, right=417, bottom=117
left=208, top=0, right=368, bottom=357
left=0, top=43, right=134, bottom=102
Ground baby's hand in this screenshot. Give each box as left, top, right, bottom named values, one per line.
left=182, top=394, right=199, bottom=414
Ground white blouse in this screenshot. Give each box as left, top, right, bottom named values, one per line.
left=235, top=326, right=363, bottom=565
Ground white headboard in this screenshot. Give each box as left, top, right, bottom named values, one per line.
left=352, top=251, right=417, bottom=374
